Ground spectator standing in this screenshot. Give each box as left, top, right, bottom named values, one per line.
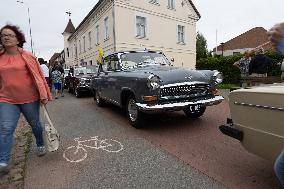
left=233, top=51, right=251, bottom=87
left=249, top=48, right=272, bottom=77
left=268, top=22, right=284, bottom=188
left=280, top=59, right=284, bottom=80
left=0, top=24, right=52, bottom=175
left=39, top=58, right=49, bottom=85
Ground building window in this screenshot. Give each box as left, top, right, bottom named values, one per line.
left=104, top=17, right=109, bottom=39
left=66, top=48, right=69, bottom=57
left=88, top=31, right=92, bottom=48
left=168, top=0, right=175, bottom=9
left=90, top=60, right=92, bottom=65
left=177, top=25, right=185, bottom=43
left=149, top=0, right=159, bottom=5
left=95, top=25, right=99, bottom=45
left=79, top=40, right=81, bottom=54
left=136, top=16, right=146, bottom=38
left=74, top=44, right=77, bottom=57
left=83, top=36, right=86, bottom=52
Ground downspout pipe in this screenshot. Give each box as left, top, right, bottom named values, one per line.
left=112, top=0, right=116, bottom=52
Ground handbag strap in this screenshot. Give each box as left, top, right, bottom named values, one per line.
left=42, top=105, right=54, bottom=128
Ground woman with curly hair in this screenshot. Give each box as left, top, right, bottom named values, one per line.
left=0, top=24, right=52, bottom=175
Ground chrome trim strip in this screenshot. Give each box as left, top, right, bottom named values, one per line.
left=136, top=96, right=224, bottom=111
left=160, top=82, right=208, bottom=88
left=234, top=102, right=284, bottom=111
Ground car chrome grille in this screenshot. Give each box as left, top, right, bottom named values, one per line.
left=160, top=84, right=210, bottom=98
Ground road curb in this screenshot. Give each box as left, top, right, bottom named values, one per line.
left=0, top=116, right=32, bottom=189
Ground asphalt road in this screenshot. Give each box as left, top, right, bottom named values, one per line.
left=24, top=92, right=280, bottom=189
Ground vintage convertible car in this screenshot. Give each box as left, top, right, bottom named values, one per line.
left=220, top=83, right=284, bottom=161
left=91, top=50, right=224, bottom=128
left=66, top=66, right=97, bottom=97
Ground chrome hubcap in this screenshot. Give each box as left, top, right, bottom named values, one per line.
left=96, top=92, right=100, bottom=104
left=128, top=99, right=138, bottom=122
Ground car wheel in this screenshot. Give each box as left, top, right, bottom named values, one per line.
left=183, top=105, right=206, bottom=118
left=75, top=88, right=81, bottom=98
left=95, top=90, right=105, bottom=107
left=126, top=95, right=144, bottom=128
left=68, top=86, right=72, bottom=93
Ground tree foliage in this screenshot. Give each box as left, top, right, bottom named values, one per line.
left=196, top=32, right=208, bottom=60
left=196, top=51, right=284, bottom=84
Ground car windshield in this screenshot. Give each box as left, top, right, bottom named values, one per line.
left=74, top=66, right=96, bottom=75
left=120, top=52, right=170, bottom=69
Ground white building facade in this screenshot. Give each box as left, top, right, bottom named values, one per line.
left=63, top=0, right=200, bottom=68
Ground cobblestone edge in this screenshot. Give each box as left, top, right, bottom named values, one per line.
left=0, top=116, right=32, bottom=189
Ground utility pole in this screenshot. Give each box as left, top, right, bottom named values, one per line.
left=17, top=0, right=34, bottom=54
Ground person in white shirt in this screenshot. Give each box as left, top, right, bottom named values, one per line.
left=38, top=58, right=49, bottom=85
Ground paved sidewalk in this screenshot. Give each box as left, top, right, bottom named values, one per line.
left=0, top=116, right=32, bottom=189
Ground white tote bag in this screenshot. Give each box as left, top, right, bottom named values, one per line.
left=42, top=105, right=60, bottom=152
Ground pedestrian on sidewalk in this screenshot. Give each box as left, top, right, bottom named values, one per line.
left=0, top=24, right=52, bottom=175
left=39, top=58, right=49, bottom=85
left=51, top=64, right=64, bottom=99
left=268, top=22, right=284, bottom=188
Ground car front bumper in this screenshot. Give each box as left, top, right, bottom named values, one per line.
left=77, top=85, right=92, bottom=92
left=136, top=95, right=224, bottom=111
left=219, top=118, right=243, bottom=141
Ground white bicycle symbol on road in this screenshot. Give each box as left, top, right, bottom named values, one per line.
left=63, top=136, right=123, bottom=163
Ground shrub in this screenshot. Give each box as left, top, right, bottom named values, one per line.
left=196, top=51, right=284, bottom=84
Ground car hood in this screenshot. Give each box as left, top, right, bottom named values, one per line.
left=135, top=65, right=210, bottom=84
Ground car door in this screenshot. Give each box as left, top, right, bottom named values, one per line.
left=103, top=55, right=121, bottom=105
left=96, top=56, right=110, bottom=99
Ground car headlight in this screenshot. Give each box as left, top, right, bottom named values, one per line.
left=80, top=78, right=86, bottom=85
left=147, top=74, right=161, bottom=90
left=212, top=72, right=223, bottom=85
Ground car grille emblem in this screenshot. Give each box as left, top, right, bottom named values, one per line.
left=185, top=75, right=193, bottom=80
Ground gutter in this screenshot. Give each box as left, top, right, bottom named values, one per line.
left=112, top=0, right=116, bottom=52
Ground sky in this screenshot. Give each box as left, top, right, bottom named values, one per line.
left=0, top=0, right=283, bottom=60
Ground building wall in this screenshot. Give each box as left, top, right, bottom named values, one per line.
left=114, top=0, right=197, bottom=68
left=215, top=48, right=254, bottom=56
left=65, top=0, right=115, bottom=68
left=64, top=0, right=198, bottom=68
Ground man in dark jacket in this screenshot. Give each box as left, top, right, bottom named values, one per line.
left=249, top=48, right=272, bottom=77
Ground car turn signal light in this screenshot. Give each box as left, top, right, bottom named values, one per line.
left=142, top=95, right=158, bottom=101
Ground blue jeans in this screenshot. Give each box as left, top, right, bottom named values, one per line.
left=0, top=101, right=44, bottom=164
left=275, top=149, right=284, bottom=187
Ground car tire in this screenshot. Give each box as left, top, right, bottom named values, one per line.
left=68, top=86, right=72, bottom=93
left=183, top=105, right=206, bottom=118
left=75, top=88, right=81, bottom=98
left=126, top=95, right=145, bottom=128
left=95, top=90, right=105, bottom=107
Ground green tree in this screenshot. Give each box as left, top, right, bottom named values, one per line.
left=196, top=32, right=208, bottom=60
